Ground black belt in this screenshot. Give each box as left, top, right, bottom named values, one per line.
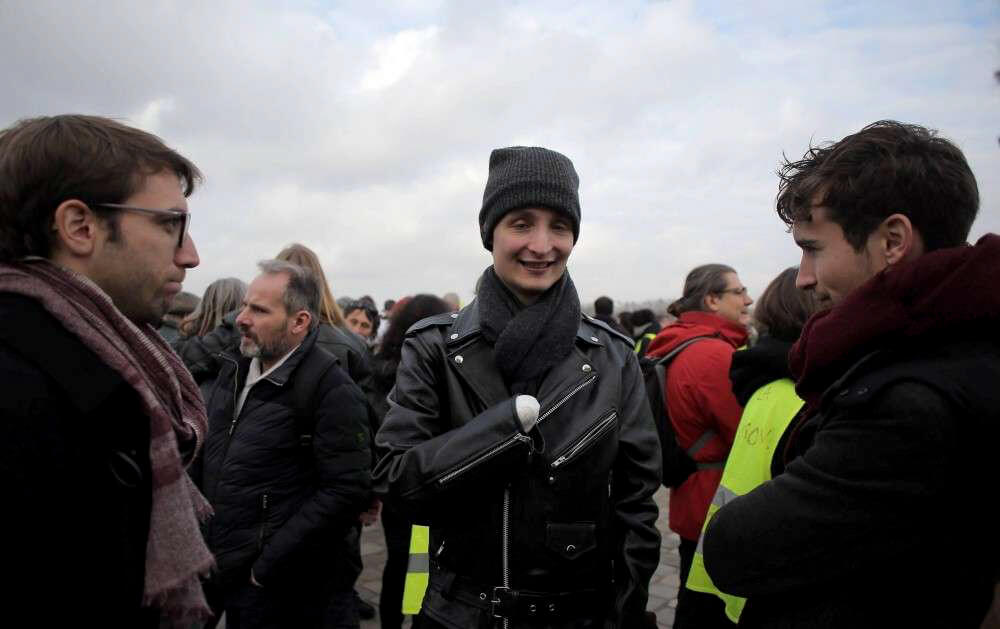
left=431, top=569, right=607, bottom=621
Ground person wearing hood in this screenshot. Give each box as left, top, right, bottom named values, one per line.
left=644, top=264, right=753, bottom=629
left=373, top=146, right=662, bottom=628
left=703, top=120, right=1000, bottom=628
left=684, top=266, right=819, bottom=624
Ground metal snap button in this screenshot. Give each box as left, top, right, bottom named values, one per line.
left=548, top=603, right=556, bottom=612
left=581, top=364, right=592, bottom=373
left=454, top=355, right=464, bottom=364
left=566, top=544, right=576, bottom=553
left=548, top=476, right=556, bottom=484
left=528, top=604, right=536, bottom=614
left=450, top=333, right=459, bottom=340
left=479, top=592, right=487, bottom=600
left=590, top=336, right=599, bottom=342
left=451, top=313, right=458, bottom=318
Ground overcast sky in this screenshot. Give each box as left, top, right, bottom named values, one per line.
left=3, top=0, right=998, bottom=309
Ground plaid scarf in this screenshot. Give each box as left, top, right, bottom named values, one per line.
left=0, top=258, right=214, bottom=621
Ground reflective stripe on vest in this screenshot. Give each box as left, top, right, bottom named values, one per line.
left=685, top=378, right=804, bottom=624
left=633, top=333, right=656, bottom=354
left=402, top=525, right=430, bottom=615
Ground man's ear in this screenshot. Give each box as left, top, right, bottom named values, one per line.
left=878, top=213, right=924, bottom=266
left=290, top=310, right=312, bottom=335
left=51, top=200, right=101, bottom=257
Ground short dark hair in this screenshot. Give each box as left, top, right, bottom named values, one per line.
left=257, top=259, right=321, bottom=330
left=667, top=264, right=736, bottom=317
left=752, top=267, right=820, bottom=343
left=776, top=120, right=978, bottom=252
left=0, top=114, right=201, bottom=262
left=594, top=296, right=614, bottom=316
left=344, top=300, right=381, bottom=337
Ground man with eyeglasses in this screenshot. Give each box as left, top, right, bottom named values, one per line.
left=0, top=115, right=212, bottom=626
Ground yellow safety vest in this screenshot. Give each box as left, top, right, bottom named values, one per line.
left=401, top=525, right=430, bottom=615
left=685, top=378, right=804, bottom=623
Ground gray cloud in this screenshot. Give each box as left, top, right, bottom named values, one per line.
left=2, top=0, right=997, bottom=308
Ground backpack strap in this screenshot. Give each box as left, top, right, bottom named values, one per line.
left=654, top=335, right=724, bottom=465
left=289, top=347, right=341, bottom=446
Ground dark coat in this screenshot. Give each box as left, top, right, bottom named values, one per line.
left=174, top=311, right=377, bottom=410
left=201, top=327, right=372, bottom=588
left=703, top=336, right=1000, bottom=628
left=0, top=293, right=159, bottom=627
left=373, top=301, right=662, bottom=628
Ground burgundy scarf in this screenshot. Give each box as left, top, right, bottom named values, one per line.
left=789, top=233, right=1000, bottom=409
left=0, top=259, right=214, bottom=621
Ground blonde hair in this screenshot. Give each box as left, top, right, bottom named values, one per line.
left=181, top=277, right=247, bottom=337
left=275, top=243, right=344, bottom=327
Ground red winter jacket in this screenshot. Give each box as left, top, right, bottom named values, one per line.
left=646, top=311, right=747, bottom=541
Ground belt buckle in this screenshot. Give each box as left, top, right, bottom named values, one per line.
left=490, top=586, right=511, bottom=619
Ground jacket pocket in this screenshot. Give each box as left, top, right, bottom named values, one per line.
left=550, top=411, right=618, bottom=469
left=546, top=522, right=597, bottom=560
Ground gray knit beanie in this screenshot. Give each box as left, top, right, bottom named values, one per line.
left=479, top=146, right=581, bottom=251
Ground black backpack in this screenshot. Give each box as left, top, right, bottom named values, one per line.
left=640, top=335, right=725, bottom=488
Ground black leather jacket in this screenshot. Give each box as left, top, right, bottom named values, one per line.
left=373, top=301, right=662, bottom=628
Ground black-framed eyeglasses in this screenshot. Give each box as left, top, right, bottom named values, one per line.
left=716, top=287, right=748, bottom=297
left=91, top=202, right=191, bottom=248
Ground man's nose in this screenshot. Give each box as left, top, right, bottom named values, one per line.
left=235, top=307, right=251, bottom=329
left=176, top=232, right=200, bottom=269
left=526, top=227, right=554, bottom=254
left=796, top=259, right=815, bottom=289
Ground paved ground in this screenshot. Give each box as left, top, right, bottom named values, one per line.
left=356, top=487, right=679, bottom=628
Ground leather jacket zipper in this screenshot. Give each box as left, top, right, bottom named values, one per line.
left=437, top=433, right=531, bottom=485
left=502, top=485, right=511, bottom=629
left=537, top=374, right=598, bottom=425
left=551, top=412, right=618, bottom=469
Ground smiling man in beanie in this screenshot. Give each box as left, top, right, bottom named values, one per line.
left=374, top=146, right=662, bottom=628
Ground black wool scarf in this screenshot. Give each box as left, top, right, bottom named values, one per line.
left=477, top=266, right=581, bottom=392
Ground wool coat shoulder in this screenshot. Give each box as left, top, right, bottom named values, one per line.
left=0, top=293, right=159, bottom=627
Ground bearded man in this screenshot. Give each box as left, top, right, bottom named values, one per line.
left=201, top=260, right=372, bottom=629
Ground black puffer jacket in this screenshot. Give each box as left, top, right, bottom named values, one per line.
left=174, top=311, right=376, bottom=408
left=202, top=327, right=372, bottom=587
left=373, top=301, right=662, bottom=628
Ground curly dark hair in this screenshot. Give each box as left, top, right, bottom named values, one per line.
left=775, top=120, right=978, bottom=252
left=377, top=294, right=451, bottom=363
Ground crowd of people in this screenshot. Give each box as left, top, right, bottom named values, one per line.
left=1, top=113, right=998, bottom=629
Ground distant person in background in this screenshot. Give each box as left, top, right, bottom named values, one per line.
left=441, top=292, right=460, bottom=311
left=630, top=308, right=661, bottom=358
left=178, top=278, right=246, bottom=396
left=158, top=290, right=200, bottom=342
left=344, top=299, right=380, bottom=347
left=645, top=263, right=753, bottom=629
left=685, top=266, right=818, bottom=624
left=371, top=294, right=451, bottom=629
left=618, top=310, right=634, bottom=336
left=593, top=295, right=626, bottom=334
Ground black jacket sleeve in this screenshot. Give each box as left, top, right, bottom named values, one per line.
left=611, top=351, right=663, bottom=625
left=372, top=333, right=531, bottom=522
left=703, top=381, right=959, bottom=597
